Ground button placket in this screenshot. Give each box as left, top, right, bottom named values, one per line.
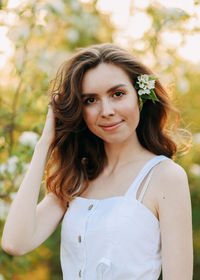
left=79, top=201, right=98, bottom=279
left=77, top=231, right=83, bottom=276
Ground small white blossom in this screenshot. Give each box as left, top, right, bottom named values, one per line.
left=177, top=78, right=190, bottom=94
left=9, top=192, right=17, bottom=200
left=137, top=74, right=149, bottom=83
left=7, top=0, right=36, bottom=9
left=0, top=156, right=19, bottom=175
left=19, top=131, right=39, bottom=149
left=0, top=163, right=7, bottom=175
left=7, top=156, right=19, bottom=173
left=0, top=200, right=9, bottom=220
left=193, top=133, right=200, bottom=144
left=70, top=1, right=80, bottom=11
left=8, top=25, right=31, bottom=42
left=189, top=164, right=200, bottom=177
left=46, top=0, right=65, bottom=14
left=36, top=9, right=47, bottom=26
left=138, top=89, right=150, bottom=95
left=137, top=74, right=155, bottom=91
left=66, top=28, right=79, bottom=43
left=137, top=81, right=146, bottom=89
left=148, top=80, right=156, bottom=89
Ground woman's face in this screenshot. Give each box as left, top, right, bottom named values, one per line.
left=81, top=63, right=140, bottom=144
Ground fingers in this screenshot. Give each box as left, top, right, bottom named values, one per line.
left=54, top=94, right=59, bottom=103
left=48, top=94, right=59, bottom=107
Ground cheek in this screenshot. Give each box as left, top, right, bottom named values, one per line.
left=124, top=99, right=140, bottom=127
left=82, top=107, right=97, bottom=127
left=134, top=108, right=140, bottom=128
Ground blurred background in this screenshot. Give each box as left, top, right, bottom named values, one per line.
left=0, top=0, right=200, bottom=279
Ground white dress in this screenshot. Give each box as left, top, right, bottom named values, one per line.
left=60, top=155, right=170, bottom=280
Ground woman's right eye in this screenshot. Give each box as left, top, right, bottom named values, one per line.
left=84, top=97, right=96, bottom=105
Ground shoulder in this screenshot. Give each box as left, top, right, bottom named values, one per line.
left=155, top=158, right=188, bottom=185
left=152, top=158, right=191, bottom=211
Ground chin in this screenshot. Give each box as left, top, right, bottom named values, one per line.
left=88, top=127, right=135, bottom=144
left=100, top=134, right=132, bottom=145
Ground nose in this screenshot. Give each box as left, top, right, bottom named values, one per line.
left=100, top=99, right=115, bottom=118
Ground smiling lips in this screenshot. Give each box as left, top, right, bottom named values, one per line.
left=100, top=121, right=123, bottom=131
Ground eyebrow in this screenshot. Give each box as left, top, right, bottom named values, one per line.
left=81, top=83, right=127, bottom=97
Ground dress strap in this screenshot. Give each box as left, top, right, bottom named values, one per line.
left=137, top=164, right=156, bottom=202
left=124, top=155, right=169, bottom=198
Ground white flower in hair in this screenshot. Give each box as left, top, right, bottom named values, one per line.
left=134, top=74, right=159, bottom=111
left=137, top=74, right=156, bottom=93
left=138, top=89, right=150, bottom=96
left=137, top=74, right=149, bottom=83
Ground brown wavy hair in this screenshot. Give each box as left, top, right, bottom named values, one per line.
left=45, top=43, right=181, bottom=209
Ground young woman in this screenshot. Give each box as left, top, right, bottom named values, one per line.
left=2, top=43, right=193, bottom=279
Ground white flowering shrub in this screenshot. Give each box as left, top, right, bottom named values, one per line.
left=189, top=164, right=200, bottom=177
left=0, top=156, right=19, bottom=175
left=19, top=131, right=39, bottom=149
left=193, top=133, right=200, bottom=144
left=0, top=200, right=9, bottom=220
left=7, top=156, right=19, bottom=173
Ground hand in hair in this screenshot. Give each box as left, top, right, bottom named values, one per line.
left=39, top=104, right=56, bottom=148
left=39, top=95, right=59, bottom=148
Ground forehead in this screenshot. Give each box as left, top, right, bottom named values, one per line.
left=82, top=63, right=131, bottom=93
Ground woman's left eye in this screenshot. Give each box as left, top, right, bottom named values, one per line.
left=113, top=91, right=125, bottom=98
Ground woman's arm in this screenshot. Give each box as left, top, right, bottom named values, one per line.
left=1, top=106, right=66, bottom=256
left=156, top=161, right=193, bottom=280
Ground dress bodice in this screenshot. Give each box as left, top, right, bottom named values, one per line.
left=60, top=155, right=170, bottom=280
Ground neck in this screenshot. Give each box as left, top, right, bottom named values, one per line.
left=104, top=132, right=148, bottom=175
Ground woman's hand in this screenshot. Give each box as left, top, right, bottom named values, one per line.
left=38, top=103, right=56, bottom=149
